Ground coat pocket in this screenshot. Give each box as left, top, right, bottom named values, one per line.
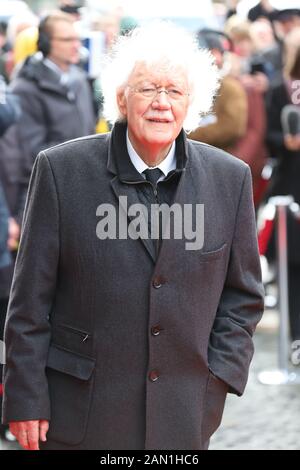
left=201, top=370, right=228, bottom=446
left=199, top=243, right=227, bottom=262
left=46, top=344, right=96, bottom=446
left=51, top=323, right=93, bottom=357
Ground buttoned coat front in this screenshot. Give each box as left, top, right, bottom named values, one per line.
left=2, top=125, right=264, bottom=450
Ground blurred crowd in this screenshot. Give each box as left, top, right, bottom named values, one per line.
left=0, top=0, right=300, bottom=444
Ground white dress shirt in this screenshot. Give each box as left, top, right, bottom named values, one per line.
left=43, top=58, right=71, bottom=86
left=126, top=129, right=176, bottom=182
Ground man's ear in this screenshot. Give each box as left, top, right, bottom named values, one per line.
left=116, top=88, right=127, bottom=117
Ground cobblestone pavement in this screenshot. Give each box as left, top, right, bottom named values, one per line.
left=1, top=311, right=300, bottom=451
left=210, top=321, right=300, bottom=450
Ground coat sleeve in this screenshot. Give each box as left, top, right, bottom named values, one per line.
left=13, top=83, right=62, bottom=163
left=208, top=165, right=264, bottom=396
left=2, top=151, right=59, bottom=424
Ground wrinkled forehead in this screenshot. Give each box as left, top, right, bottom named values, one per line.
left=128, top=60, right=189, bottom=87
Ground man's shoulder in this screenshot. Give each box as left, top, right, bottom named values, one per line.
left=187, top=138, right=248, bottom=174
left=12, top=74, right=38, bottom=95
left=12, top=55, right=42, bottom=90
left=41, top=133, right=110, bottom=167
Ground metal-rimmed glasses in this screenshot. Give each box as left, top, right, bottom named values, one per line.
left=127, top=83, right=190, bottom=101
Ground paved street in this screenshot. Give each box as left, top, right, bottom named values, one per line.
left=210, top=312, right=300, bottom=450
left=1, top=310, right=300, bottom=451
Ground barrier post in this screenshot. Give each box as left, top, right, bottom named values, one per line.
left=258, top=196, right=300, bottom=385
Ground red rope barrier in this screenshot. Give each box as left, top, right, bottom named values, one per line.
left=258, top=217, right=275, bottom=256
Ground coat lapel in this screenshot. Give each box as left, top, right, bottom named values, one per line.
left=155, top=143, right=204, bottom=263
left=110, top=176, right=157, bottom=262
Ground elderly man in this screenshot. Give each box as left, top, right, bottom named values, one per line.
left=2, top=22, right=264, bottom=450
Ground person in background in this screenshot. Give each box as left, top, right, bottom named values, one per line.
left=0, top=11, right=97, bottom=241
left=265, top=27, right=300, bottom=342
left=222, top=21, right=270, bottom=205
left=0, top=77, right=20, bottom=442
left=0, top=182, right=13, bottom=442
left=0, top=75, right=20, bottom=136
left=7, top=10, right=96, bottom=163
left=0, top=77, right=21, bottom=255
left=0, top=185, right=10, bottom=274
left=225, top=0, right=240, bottom=20
left=4, top=11, right=39, bottom=81
left=13, top=26, right=38, bottom=67
left=187, top=30, right=248, bottom=154
left=225, top=18, right=270, bottom=92
left=249, top=19, right=282, bottom=81
left=0, top=22, right=10, bottom=82
left=272, top=8, right=300, bottom=39
left=59, top=0, right=82, bottom=22
left=247, top=0, right=278, bottom=23
left=0, top=15, right=97, bottom=443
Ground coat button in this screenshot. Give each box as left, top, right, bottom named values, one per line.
left=152, top=276, right=165, bottom=289
left=151, top=325, right=162, bottom=336
left=149, top=370, right=160, bottom=382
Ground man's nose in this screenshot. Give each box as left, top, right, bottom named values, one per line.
left=152, top=90, right=171, bottom=109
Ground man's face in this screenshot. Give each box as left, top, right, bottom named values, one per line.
left=48, top=20, right=81, bottom=66
left=117, top=62, right=190, bottom=158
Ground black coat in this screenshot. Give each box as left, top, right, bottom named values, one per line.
left=0, top=55, right=96, bottom=221
left=2, top=124, right=264, bottom=449
left=0, top=78, right=20, bottom=137
left=266, top=80, right=300, bottom=265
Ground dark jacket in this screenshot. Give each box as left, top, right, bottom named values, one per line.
left=0, top=77, right=20, bottom=138
left=0, top=75, right=21, bottom=218
left=0, top=77, right=19, bottom=298
left=0, top=183, right=11, bottom=271
left=2, top=123, right=264, bottom=450
left=228, top=84, right=268, bottom=200
left=265, top=80, right=300, bottom=265
left=0, top=54, right=96, bottom=221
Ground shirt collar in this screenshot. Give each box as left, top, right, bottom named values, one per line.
left=43, top=58, right=70, bottom=85
left=107, top=121, right=188, bottom=183
left=126, top=129, right=176, bottom=179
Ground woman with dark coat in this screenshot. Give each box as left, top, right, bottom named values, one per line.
left=265, top=28, right=300, bottom=341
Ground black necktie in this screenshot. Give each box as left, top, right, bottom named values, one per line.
left=142, top=168, right=164, bottom=257
left=143, top=168, right=163, bottom=186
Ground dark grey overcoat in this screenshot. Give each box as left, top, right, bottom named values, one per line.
left=2, top=124, right=264, bottom=449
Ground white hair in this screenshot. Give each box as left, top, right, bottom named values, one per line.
left=101, top=21, right=220, bottom=132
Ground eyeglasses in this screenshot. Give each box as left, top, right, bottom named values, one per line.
left=128, top=83, right=190, bottom=101
left=51, top=36, right=81, bottom=43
